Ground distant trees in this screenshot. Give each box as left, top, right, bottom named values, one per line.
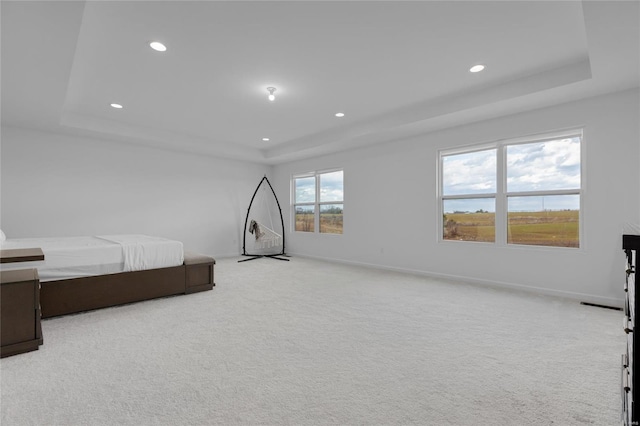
left=322, top=206, right=343, bottom=214
left=448, top=209, right=488, bottom=214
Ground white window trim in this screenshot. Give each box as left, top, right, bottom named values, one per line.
left=437, top=129, right=584, bottom=250
left=292, top=168, right=344, bottom=234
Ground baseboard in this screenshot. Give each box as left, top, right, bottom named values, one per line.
left=289, top=252, right=624, bottom=308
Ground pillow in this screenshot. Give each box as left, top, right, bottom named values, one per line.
left=0, top=229, right=5, bottom=241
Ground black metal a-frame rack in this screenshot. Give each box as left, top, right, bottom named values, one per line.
left=239, top=176, right=289, bottom=262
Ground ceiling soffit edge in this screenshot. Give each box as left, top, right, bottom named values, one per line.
left=264, top=58, right=592, bottom=161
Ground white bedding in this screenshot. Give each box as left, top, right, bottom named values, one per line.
left=0, top=235, right=184, bottom=282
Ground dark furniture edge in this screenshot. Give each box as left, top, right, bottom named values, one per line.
left=40, top=265, right=186, bottom=318
left=0, top=248, right=45, bottom=264
left=0, top=268, right=39, bottom=284
left=40, top=252, right=216, bottom=318
left=0, top=268, right=42, bottom=358
left=1, top=340, right=41, bottom=358
left=623, top=234, right=640, bottom=251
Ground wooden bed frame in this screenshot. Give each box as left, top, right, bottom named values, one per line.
left=40, top=251, right=215, bottom=318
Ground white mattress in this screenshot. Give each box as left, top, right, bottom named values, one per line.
left=0, top=235, right=184, bottom=282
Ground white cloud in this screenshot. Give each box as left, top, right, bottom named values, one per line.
left=506, top=138, right=580, bottom=191
left=442, top=137, right=581, bottom=212
left=443, top=149, right=496, bottom=195
left=443, top=138, right=580, bottom=197
left=295, top=171, right=344, bottom=203
left=320, top=171, right=343, bottom=202
left=295, top=177, right=315, bottom=203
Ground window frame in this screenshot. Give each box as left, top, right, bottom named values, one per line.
left=292, top=168, right=344, bottom=235
left=437, top=129, right=584, bottom=249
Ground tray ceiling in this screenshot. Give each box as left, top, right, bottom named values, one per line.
left=1, top=1, right=638, bottom=164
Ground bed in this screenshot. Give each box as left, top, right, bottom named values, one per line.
left=0, top=235, right=215, bottom=318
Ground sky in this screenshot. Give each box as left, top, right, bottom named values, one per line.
left=293, top=138, right=579, bottom=214
left=295, top=170, right=344, bottom=204
left=442, top=137, right=580, bottom=213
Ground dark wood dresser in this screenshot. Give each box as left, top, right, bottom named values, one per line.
left=623, top=234, right=639, bottom=425
left=1, top=248, right=44, bottom=358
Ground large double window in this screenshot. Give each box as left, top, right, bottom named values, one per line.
left=440, top=130, right=582, bottom=248
left=293, top=169, right=344, bottom=234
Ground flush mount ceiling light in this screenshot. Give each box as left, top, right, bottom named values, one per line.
left=262, top=137, right=270, bottom=142
left=267, top=87, right=276, bottom=102
left=469, top=64, right=485, bottom=73
left=149, top=41, right=167, bottom=52
left=110, top=103, right=123, bottom=109
left=335, top=112, right=345, bottom=118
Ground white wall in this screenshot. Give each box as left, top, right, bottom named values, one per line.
left=0, top=127, right=271, bottom=257
left=273, top=89, right=640, bottom=306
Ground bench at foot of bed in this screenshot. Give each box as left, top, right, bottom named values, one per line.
left=184, top=251, right=215, bottom=294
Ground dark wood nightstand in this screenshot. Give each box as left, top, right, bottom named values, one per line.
left=1, top=268, right=43, bottom=357
left=1, top=247, right=44, bottom=358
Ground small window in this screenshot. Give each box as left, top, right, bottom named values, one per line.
left=293, top=170, right=343, bottom=234
left=440, top=132, right=582, bottom=248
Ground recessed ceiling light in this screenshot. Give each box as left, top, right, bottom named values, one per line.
left=110, top=103, right=123, bottom=109
left=335, top=112, right=345, bottom=118
left=149, top=41, right=167, bottom=52
left=262, top=137, right=270, bottom=142
left=469, top=64, right=485, bottom=73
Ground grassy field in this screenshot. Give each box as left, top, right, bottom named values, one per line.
left=295, top=213, right=315, bottom=232
left=295, top=210, right=577, bottom=245
left=295, top=213, right=343, bottom=234
left=320, top=213, right=343, bottom=234
left=444, top=210, right=579, bottom=247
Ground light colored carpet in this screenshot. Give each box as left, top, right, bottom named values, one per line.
left=0, top=257, right=625, bottom=425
